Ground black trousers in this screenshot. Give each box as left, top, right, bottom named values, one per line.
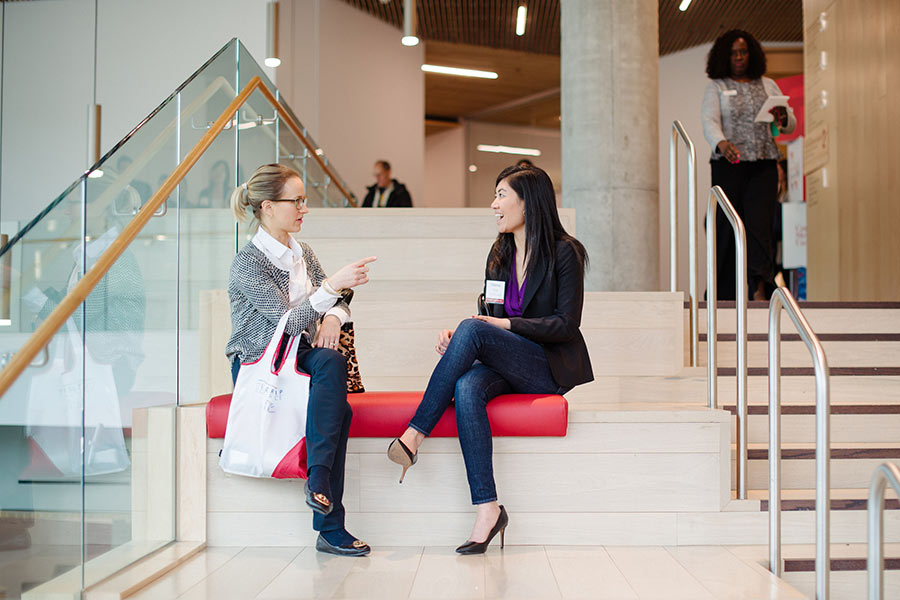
left=232, top=340, right=351, bottom=533
left=710, top=159, right=778, bottom=300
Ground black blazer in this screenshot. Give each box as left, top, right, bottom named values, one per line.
left=483, top=239, right=593, bottom=390
left=361, top=179, right=413, bottom=207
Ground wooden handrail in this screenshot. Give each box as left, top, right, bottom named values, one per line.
left=0, top=75, right=353, bottom=398
left=253, top=83, right=353, bottom=203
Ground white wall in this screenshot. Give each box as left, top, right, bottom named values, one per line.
left=1, top=0, right=95, bottom=224
left=424, top=126, right=466, bottom=207
left=278, top=0, right=425, bottom=205
left=96, top=0, right=271, bottom=151
left=657, top=43, right=715, bottom=294
left=0, top=0, right=271, bottom=225
left=465, top=121, right=561, bottom=208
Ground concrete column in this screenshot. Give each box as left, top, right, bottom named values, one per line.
left=561, top=0, right=659, bottom=290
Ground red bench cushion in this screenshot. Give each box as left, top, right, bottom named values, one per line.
left=207, top=391, right=567, bottom=439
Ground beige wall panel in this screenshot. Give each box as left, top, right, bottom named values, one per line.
left=177, top=406, right=207, bottom=543
left=804, top=0, right=900, bottom=299
left=206, top=453, right=360, bottom=513
left=299, top=208, right=576, bottom=239
left=358, top=452, right=724, bottom=513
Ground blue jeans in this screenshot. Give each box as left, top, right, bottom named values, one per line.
left=408, top=318, right=564, bottom=504
left=232, top=344, right=351, bottom=533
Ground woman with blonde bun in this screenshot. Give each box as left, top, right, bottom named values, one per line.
left=227, top=163, right=376, bottom=556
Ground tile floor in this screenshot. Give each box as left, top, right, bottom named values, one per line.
left=130, top=544, right=808, bottom=600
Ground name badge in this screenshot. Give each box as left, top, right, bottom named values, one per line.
left=485, top=280, right=506, bottom=304
left=722, top=89, right=737, bottom=96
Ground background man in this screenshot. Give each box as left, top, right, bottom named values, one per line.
left=361, top=160, right=413, bottom=207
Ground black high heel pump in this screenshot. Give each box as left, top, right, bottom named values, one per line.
left=455, top=505, right=508, bottom=555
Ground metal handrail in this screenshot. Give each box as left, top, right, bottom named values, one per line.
left=768, top=287, right=831, bottom=599
left=669, top=120, right=699, bottom=366
left=868, top=462, right=900, bottom=599
left=706, top=185, right=749, bottom=497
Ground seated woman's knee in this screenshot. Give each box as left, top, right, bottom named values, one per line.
left=312, top=349, right=347, bottom=380
left=452, top=318, right=488, bottom=344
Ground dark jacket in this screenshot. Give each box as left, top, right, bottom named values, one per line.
left=361, top=179, right=413, bottom=207
left=483, top=239, right=593, bottom=389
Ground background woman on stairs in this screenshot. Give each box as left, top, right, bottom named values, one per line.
left=388, top=165, right=594, bottom=554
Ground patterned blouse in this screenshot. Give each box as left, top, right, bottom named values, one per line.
left=225, top=241, right=350, bottom=363
left=701, top=76, right=795, bottom=162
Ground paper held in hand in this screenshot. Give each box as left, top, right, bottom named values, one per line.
left=754, top=95, right=790, bottom=122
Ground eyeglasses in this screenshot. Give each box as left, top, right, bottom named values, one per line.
left=268, top=196, right=308, bottom=209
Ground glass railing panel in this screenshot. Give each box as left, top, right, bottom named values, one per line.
left=277, top=120, right=312, bottom=194
left=0, top=182, right=86, bottom=598
left=304, top=146, right=329, bottom=209
left=0, top=36, right=367, bottom=597
left=78, top=94, right=180, bottom=585
left=236, top=88, right=278, bottom=201
left=177, top=44, right=239, bottom=407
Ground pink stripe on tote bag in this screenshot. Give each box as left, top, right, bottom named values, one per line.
left=220, top=312, right=310, bottom=479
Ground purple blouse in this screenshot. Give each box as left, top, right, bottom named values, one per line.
left=504, top=258, right=527, bottom=317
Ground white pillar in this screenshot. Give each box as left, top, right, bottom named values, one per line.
left=561, top=0, right=659, bottom=290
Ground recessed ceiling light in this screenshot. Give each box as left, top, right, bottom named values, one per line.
left=468, top=164, right=478, bottom=172
left=516, top=5, right=527, bottom=36
left=421, top=64, right=498, bottom=79
left=678, top=0, right=692, bottom=11
left=476, top=144, right=541, bottom=157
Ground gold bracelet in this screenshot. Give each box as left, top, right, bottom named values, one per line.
left=322, top=279, right=340, bottom=296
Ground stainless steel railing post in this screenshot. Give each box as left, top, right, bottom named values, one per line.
left=867, top=462, right=900, bottom=600
left=768, top=287, right=831, bottom=599
left=706, top=185, right=748, bottom=496
left=669, top=120, right=699, bottom=366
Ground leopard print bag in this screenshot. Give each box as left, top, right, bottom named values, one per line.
left=326, top=289, right=365, bottom=393
left=336, top=323, right=365, bottom=393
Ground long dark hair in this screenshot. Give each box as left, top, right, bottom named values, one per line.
left=486, top=165, right=587, bottom=280
left=706, top=29, right=766, bottom=80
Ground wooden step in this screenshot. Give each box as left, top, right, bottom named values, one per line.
left=692, top=302, right=900, bottom=335
left=732, top=444, right=900, bottom=489
left=560, top=371, right=900, bottom=406
left=702, top=333, right=900, bottom=342
left=760, top=497, right=900, bottom=511
left=731, top=543, right=900, bottom=599
left=743, top=443, right=900, bottom=461
left=718, top=366, right=900, bottom=376
left=700, top=338, right=900, bottom=368
left=724, top=404, right=900, bottom=415
left=784, top=557, right=900, bottom=572
left=748, top=488, right=900, bottom=512
left=694, top=301, right=900, bottom=309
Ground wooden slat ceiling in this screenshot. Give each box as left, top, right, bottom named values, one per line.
left=340, top=0, right=802, bottom=57
left=343, top=0, right=804, bottom=130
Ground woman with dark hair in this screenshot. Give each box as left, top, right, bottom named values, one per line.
left=702, top=29, right=796, bottom=300
left=197, top=159, right=231, bottom=208
left=386, top=165, right=593, bottom=554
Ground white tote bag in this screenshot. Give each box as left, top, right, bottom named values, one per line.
left=220, top=312, right=311, bottom=478
left=26, top=320, right=130, bottom=477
